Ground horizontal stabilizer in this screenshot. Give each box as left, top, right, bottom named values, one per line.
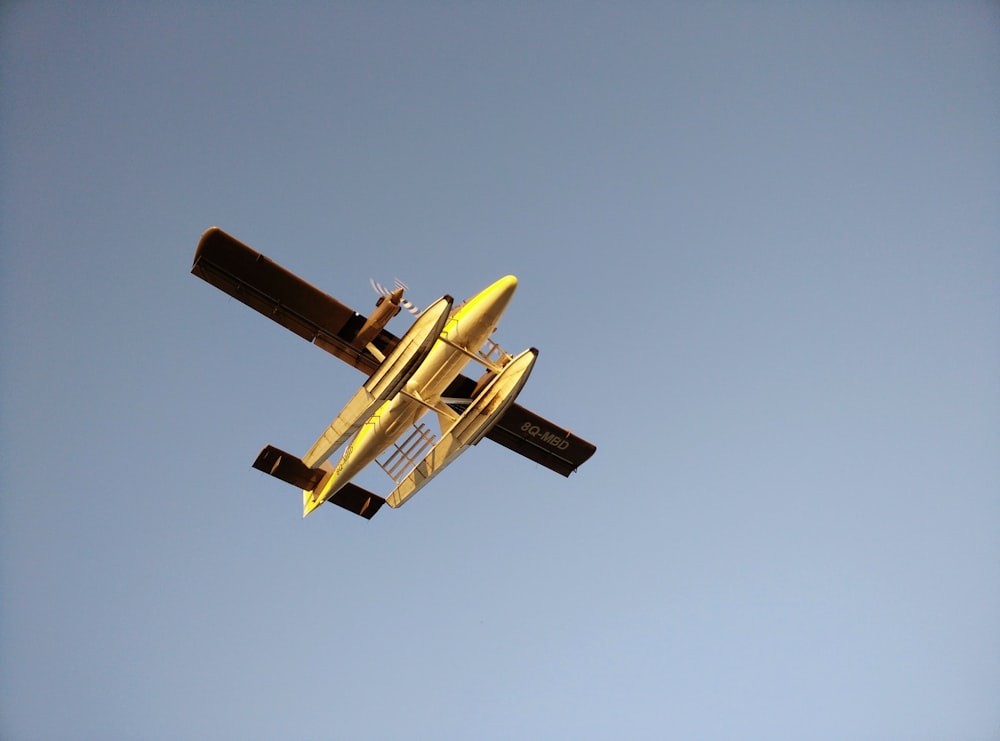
left=327, top=482, right=386, bottom=520
left=253, top=445, right=385, bottom=519
left=253, top=445, right=325, bottom=490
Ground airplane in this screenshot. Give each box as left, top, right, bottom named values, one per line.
left=191, top=227, right=596, bottom=520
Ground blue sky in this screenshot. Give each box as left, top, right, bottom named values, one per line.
left=2, top=3, right=998, bottom=739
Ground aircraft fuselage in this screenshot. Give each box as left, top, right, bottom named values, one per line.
left=303, top=275, right=518, bottom=516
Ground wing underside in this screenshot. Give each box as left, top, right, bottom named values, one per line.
left=192, top=227, right=596, bottom=476
left=440, top=376, right=596, bottom=476
left=191, top=227, right=393, bottom=371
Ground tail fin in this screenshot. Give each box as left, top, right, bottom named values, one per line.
left=252, top=445, right=386, bottom=519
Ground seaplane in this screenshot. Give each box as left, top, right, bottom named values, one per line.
left=191, top=227, right=596, bottom=520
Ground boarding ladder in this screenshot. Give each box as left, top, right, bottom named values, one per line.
left=479, top=337, right=513, bottom=371
left=377, top=422, right=436, bottom=484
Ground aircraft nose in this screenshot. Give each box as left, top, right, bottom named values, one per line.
left=483, top=275, right=517, bottom=315
left=491, top=275, right=518, bottom=302
left=443, top=274, right=519, bottom=351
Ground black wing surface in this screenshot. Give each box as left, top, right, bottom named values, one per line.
left=192, top=227, right=596, bottom=475
left=191, top=227, right=394, bottom=372
left=441, top=376, right=597, bottom=476
left=486, top=403, right=595, bottom=476
left=251, top=445, right=385, bottom=519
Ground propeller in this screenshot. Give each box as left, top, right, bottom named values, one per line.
left=370, top=278, right=420, bottom=315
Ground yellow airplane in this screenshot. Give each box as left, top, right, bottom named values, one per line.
left=191, top=227, right=596, bottom=520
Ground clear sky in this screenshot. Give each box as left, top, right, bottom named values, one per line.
left=2, top=3, right=998, bottom=739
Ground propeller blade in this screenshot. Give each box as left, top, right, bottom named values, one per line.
left=370, top=277, right=420, bottom=314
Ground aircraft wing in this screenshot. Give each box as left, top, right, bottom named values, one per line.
left=440, top=374, right=596, bottom=476
left=191, top=227, right=394, bottom=372
left=191, top=227, right=596, bottom=476
left=496, top=403, right=596, bottom=475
